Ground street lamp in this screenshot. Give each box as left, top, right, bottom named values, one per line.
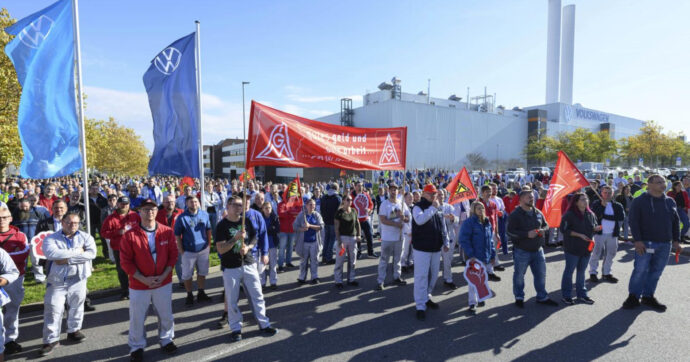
left=242, top=81, right=250, bottom=172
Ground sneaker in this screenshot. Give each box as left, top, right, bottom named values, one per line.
left=468, top=304, right=476, bottom=314
left=393, top=278, right=407, bottom=286
left=335, top=283, right=344, bottom=290
left=416, top=310, right=426, bottom=321
left=177, top=282, right=185, bottom=289
left=577, top=297, right=595, bottom=305
left=640, top=296, right=667, bottom=312
left=622, top=294, right=641, bottom=309
left=260, top=326, right=279, bottom=336
left=562, top=297, right=575, bottom=305
left=270, top=284, right=278, bottom=290
left=297, top=279, right=306, bottom=285
left=67, top=330, right=86, bottom=342
left=347, top=281, right=359, bottom=287
left=443, top=281, right=457, bottom=290
left=478, top=301, right=485, bottom=307
left=229, top=331, right=242, bottom=342
left=488, top=273, right=501, bottom=282
left=426, top=300, right=440, bottom=310
left=286, top=263, right=296, bottom=268
left=197, top=290, right=212, bottom=302
left=161, top=342, right=178, bottom=354
left=84, top=300, right=96, bottom=312
left=4, top=340, right=22, bottom=354
left=537, top=298, right=559, bottom=307
left=494, top=265, right=505, bottom=271
left=217, top=312, right=228, bottom=327
left=375, top=283, right=384, bottom=291
left=602, top=274, right=619, bottom=283
left=40, top=341, right=59, bottom=356
left=589, top=274, right=599, bottom=283
left=515, top=300, right=524, bottom=308
left=185, top=293, right=194, bottom=306
left=278, top=266, right=285, bottom=272
left=119, top=293, right=130, bottom=301
left=368, top=252, right=380, bottom=258
left=401, top=266, right=409, bottom=273
left=310, top=278, right=320, bottom=285
left=130, top=348, right=144, bottom=362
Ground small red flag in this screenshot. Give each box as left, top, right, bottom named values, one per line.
left=239, top=167, right=255, bottom=182
left=283, top=175, right=303, bottom=209
left=543, top=151, right=590, bottom=227
left=179, top=176, right=194, bottom=192
left=445, top=167, right=477, bottom=205
left=339, top=169, right=347, bottom=178
left=675, top=247, right=680, bottom=263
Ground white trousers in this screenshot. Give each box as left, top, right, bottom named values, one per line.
left=29, top=253, right=46, bottom=282
left=413, top=249, right=441, bottom=310
left=4, top=275, right=25, bottom=342
left=442, top=239, right=457, bottom=283
left=377, top=239, right=403, bottom=284
left=260, top=248, right=278, bottom=286
left=43, top=277, right=87, bottom=344
left=334, top=236, right=357, bottom=284
left=128, top=283, right=174, bottom=352
left=224, top=264, right=270, bottom=333
left=299, top=242, right=319, bottom=281
left=589, top=233, right=618, bottom=275
left=401, top=233, right=413, bottom=267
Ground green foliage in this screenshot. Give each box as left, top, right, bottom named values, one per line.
left=619, top=121, right=689, bottom=167
left=0, top=9, right=22, bottom=171
left=524, top=128, right=618, bottom=164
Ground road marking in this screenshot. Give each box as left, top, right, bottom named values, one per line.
left=199, top=338, right=260, bottom=361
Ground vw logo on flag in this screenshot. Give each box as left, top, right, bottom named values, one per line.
left=18, top=15, right=54, bottom=49
left=154, top=47, right=182, bottom=75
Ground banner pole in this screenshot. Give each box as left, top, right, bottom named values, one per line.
left=71, top=0, right=90, bottom=235
left=195, top=20, right=205, bottom=210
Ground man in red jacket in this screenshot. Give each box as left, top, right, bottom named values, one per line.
left=120, top=199, right=178, bottom=362
left=100, top=197, right=140, bottom=300
left=0, top=206, right=29, bottom=355
left=38, top=184, right=59, bottom=211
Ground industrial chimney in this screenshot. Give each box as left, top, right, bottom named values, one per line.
left=545, top=0, right=561, bottom=104
left=559, top=4, right=576, bottom=105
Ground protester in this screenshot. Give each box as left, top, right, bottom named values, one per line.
left=101, top=196, right=141, bottom=300
left=174, top=196, right=213, bottom=306
left=0, top=247, right=19, bottom=361
left=293, top=199, right=324, bottom=285
left=588, top=186, right=625, bottom=284
left=0, top=206, right=29, bottom=355
left=438, top=190, right=459, bottom=289
left=667, top=181, right=689, bottom=242
left=320, top=183, right=342, bottom=265
left=615, top=185, right=634, bottom=241
left=459, top=201, right=495, bottom=314
left=333, top=195, right=361, bottom=289
left=376, top=183, right=410, bottom=290
left=260, top=202, right=279, bottom=289
left=560, top=193, right=599, bottom=305
left=352, top=181, right=376, bottom=259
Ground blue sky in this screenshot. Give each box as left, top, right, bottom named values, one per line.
left=4, top=0, right=689, bottom=150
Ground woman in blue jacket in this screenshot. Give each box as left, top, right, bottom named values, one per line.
left=459, top=201, right=495, bottom=314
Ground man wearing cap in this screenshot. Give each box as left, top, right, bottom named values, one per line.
left=376, top=183, right=410, bottom=290
left=351, top=181, right=376, bottom=259
left=120, top=199, right=178, bottom=361
left=411, top=184, right=450, bottom=321
left=101, top=196, right=141, bottom=300
left=174, top=196, right=213, bottom=306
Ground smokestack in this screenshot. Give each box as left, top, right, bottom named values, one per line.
left=545, top=0, right=561, bottom=104
left=560, top=4, right=576, bottom=105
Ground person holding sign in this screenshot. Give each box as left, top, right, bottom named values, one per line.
left=559, top=193, right=599, bottom=305
left=459, top=202, right=496, bottom=314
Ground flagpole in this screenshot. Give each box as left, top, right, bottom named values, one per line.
left=71, top=0, right=90, bottom=235
left=195, top=20, right=205, bottom=210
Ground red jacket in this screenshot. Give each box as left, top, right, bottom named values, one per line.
left=0, top=226, right=29, bottom=275
left=156, top=208, right=183, bottom=228
left=503, top=195, right=519, bottom=214
left=277, top=201, right=300, bottom=233
left=39, top=194, right=59, bottom=211
left=667, top=190, right=690, bottom=210
left=101, top=211, right=141, bottom=251
left=119, top=222, right=178, bottom=290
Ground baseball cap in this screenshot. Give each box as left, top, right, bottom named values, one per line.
left=139, top=198, right=158, bottom=208
left=388, top=182, right=399, bottom=189
left=423, top=184, right=438, bottom=194
left=117, top=196, right=130, bottom=204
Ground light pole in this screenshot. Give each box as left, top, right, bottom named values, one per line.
left=242, top=81, right=250, bottom=171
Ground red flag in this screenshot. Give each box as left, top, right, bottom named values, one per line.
left=543, top=151, right=590, bottom=227
left=283, top=175, right=303, bottom=209
left=239, top=167, right=255, bottom=182
left=246, top=101, right=407, bottom=170
left=445, top=167, right=477, bottom=205
left=179, top=176, right=194, bottom=192
left=339, top=169, right=347, bottom=178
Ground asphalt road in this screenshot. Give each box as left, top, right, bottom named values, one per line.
left=7, top=241, right=690, bottom=362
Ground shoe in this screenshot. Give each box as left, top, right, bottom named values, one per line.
left=197, top=290, right=212, bottom=302
left=488, top=273, right=501, bottom=282
left=217, top=311, right=228, bottom=327
left=393, top=278, right=407, bottom=286
left=270, top=284, right=278, bottom=290
left=416, top=310, right=426, bottom=321
left=297, top=279, right=306, bottom=285
left=260, top=326, right=279, bottom=336
left=640, top=296, right=667, bottom=312
left=602, top=274, right=619, bottom=283
left=426, top=300, right=440, bottom=310
left=562, top=297, right=575, bottom=305
left=478, top=301, right=485, bottom=307
left=278, top=266, right=285, bottom=272
left=401, top=266, right=409, bottom=273
left=130, top=348, right=144, bottom=361
left=622, top=294, right=641, bottom=309
left=67, top=330, right=86, bottom=342
left=177, top=282, right=185, bottom=289
left=468, top=304, right=476, bottom=314
left=185, top=293, right=194, bottom=306
left=577, top=297, right=595, bottom=305
left=4, top=340, right=22, bottom=354
left=335, top=283, right=344, bottom=290
left=161, top=342, right=178, bottom=354
left=229, top=331, right=242, bottom=342
left=444, top=281, right=458, bottom=290
left=357, top=252, right=363, bottom=260
left=459, top=261, right=467, bottom=266
left=40, top=341, right=59, bottom=356
left=515, top=300, right=524, bottom=308
left=310, top=278, right=320, bottom=285
left=358, top=253, right=368, bottom=259
left=375, top=283, right=384, bottom=291
left=120, top=293, right=130, bottom=301
left=537, top=298, right=559, bottom=306
left=347, top=281, right=359, bottom=287
left=84, top=300, right=96, bottom=311
left=368, top=252, right=380, bottom=258
left=286, top=263, right=296, bottom=268
left=494, top=265, right=505, bottom=271
left=589, top=274, right=599, bottom=283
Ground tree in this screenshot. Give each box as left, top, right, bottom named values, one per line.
left=85, top=117, right=149, bottom=176
left=465, top=152, right=488, bottom=169
left=0, top=8, right=22, bottom=172
left=618, top=121, right=682, bottom=167
left=524, top=135, right=558, bottom=166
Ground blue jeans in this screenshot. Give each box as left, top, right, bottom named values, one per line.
left=323, top=224, right=336, bottom=262
left=678, top=209, right=689, bottom=239
left=208, top=211, right=218, bottom=241
left=278, top=232, right=295, bottom=266
left=498, top=214, right=508, bottom=255
left=628, top=241, right=671, bottom=298
left=561, top=252, right=590, bottom=299
left=513, top=247, right=548, bottom=301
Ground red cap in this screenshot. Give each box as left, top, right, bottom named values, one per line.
left=423, top=184, right=438, bottom=194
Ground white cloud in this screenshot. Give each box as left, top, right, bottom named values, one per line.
left=282, top=104, right=334, bottom=118
left=286, top=94, right=338, bottom=103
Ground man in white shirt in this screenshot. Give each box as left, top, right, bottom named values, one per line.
left=376, top=183, right=410, bottom=290
left=589, top=186, right=625, bottom=283
left=438, top=190, right=459, bottom=289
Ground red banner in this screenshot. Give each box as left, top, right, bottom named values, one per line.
left=543, top=151, right=590, bottom=227
left=246, top=101, right=407, bottom=170
left=445, top=167, right=477, bottom=205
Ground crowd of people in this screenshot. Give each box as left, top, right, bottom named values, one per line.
left=0, top=168, right=687, bottom=361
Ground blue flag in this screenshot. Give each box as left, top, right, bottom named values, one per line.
left=4, top=0, right=82, bottom=179
left=144, top=33, right=200, bottom=177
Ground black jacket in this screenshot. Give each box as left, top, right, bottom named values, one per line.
left=320, top=193, right=342, bottom=225
left=560, top=210, right=598, bottom=256
left=507, top=206, right=549, bottom=252
left=590, top=200, right=625, bottom=238
left=411, top=198, right=447, bottom=252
